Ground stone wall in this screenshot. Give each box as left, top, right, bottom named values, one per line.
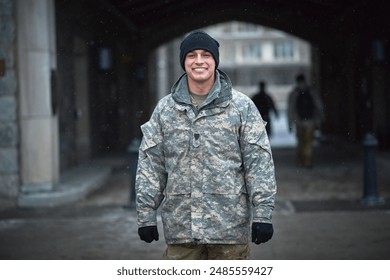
left=0, top=0, right=19, bottom=208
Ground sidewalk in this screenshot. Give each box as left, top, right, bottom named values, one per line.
left=0, top=143, right=389, bottom=260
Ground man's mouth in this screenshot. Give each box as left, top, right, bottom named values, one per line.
left=193, top=67, right=207, bottom=72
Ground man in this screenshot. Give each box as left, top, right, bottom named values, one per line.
left=287, top=73, right=324, bottom=168
left=252, top=81, right=279, bottom=136
left=136, top=30, right=277, bottom=260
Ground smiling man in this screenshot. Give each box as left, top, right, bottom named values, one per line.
left=136, top=30, right=277, bottom=260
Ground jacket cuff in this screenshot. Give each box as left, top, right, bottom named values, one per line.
left=137, top=208, right=157, bottom=228
left=252, top=206, right=273, bottom=223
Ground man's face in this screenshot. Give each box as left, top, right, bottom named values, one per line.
left=184, top=49, right=216, bottom=84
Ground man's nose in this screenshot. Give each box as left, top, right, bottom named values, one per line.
left=195, top=54, right=204, bottom=63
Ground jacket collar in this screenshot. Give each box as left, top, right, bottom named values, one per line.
left=171, top=69, right=232, bottom=110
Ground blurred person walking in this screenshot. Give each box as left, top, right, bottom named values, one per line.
left=252, top=81, right=279, bottom=137
left=287, top=74, right=324, bottom=168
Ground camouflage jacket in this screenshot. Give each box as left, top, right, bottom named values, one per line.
left=136, top=70, right=276, bottom=244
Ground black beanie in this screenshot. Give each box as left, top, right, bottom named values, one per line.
left=179, top=30, right=220, bottom=70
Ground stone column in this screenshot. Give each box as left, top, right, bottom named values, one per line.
left=17, top=0, right=59, bottom=192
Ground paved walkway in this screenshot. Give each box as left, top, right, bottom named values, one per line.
left=0, top=143, right=389, bottom=260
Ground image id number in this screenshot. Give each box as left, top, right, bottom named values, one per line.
left=209, top=266, right=273, bottom=276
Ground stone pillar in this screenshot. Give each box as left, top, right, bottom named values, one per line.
left=17, top=0, right=59, bottom=192
left=155, top=45, right=169, bottom=101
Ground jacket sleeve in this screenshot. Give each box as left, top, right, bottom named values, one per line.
left=135, top=108, right=167, bottom=228
left=240, top=100, right=277, bottom=224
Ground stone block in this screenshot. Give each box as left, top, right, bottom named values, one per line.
left=0, top=70, right=17, bottom=96
left=0, top=121, right=17, bottom=147
left=17, top=0, right=50, bottom=52
left=0, top=16, right=15, bottom=42
left=0, top=0, right=13, bottom=17
left=20, top=117, right=56, bottom=184
left=18, top=50, right=51, bottom=116
left=0, top=174, right=19, bottom=198
left=0, top=148, right=18, bottom=173
left=0, top=46, right=16, bottom=69
left=0, top=96, right=16, bottom=120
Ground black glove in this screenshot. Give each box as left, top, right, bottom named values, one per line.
left=252, top=222, right=273, bottom=245
left=138, top=226, right=159, bottom=243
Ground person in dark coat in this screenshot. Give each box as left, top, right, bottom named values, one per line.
left=252, top=81, right=279, bottom=136
left=287, top=74, right=324, bottom=168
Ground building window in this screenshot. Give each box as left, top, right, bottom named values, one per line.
left=245, top=43, right=262, bottom=61
left=273, top=42, right=294, bottom=60
left=239, top=23, right=258, bottom=32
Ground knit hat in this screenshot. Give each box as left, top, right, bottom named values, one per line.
left=179, top=30, right=220, bottom=70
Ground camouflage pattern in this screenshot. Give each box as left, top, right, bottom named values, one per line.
left=163, top=244, right=250, bottom=260
left=136, top=70, right=277, bottom=244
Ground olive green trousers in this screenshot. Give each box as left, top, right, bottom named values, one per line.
left=163, top=243, right=250, bottom=260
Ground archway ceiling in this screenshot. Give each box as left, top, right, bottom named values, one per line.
left=102, top=0, right=387, bottom=49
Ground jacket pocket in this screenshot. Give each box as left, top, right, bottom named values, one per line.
left=140, top=122, right=163, bottom=155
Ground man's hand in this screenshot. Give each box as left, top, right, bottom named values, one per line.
left=138, top=226, right=159, bottom=243
left=251, top=222, right=273, bottom=244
